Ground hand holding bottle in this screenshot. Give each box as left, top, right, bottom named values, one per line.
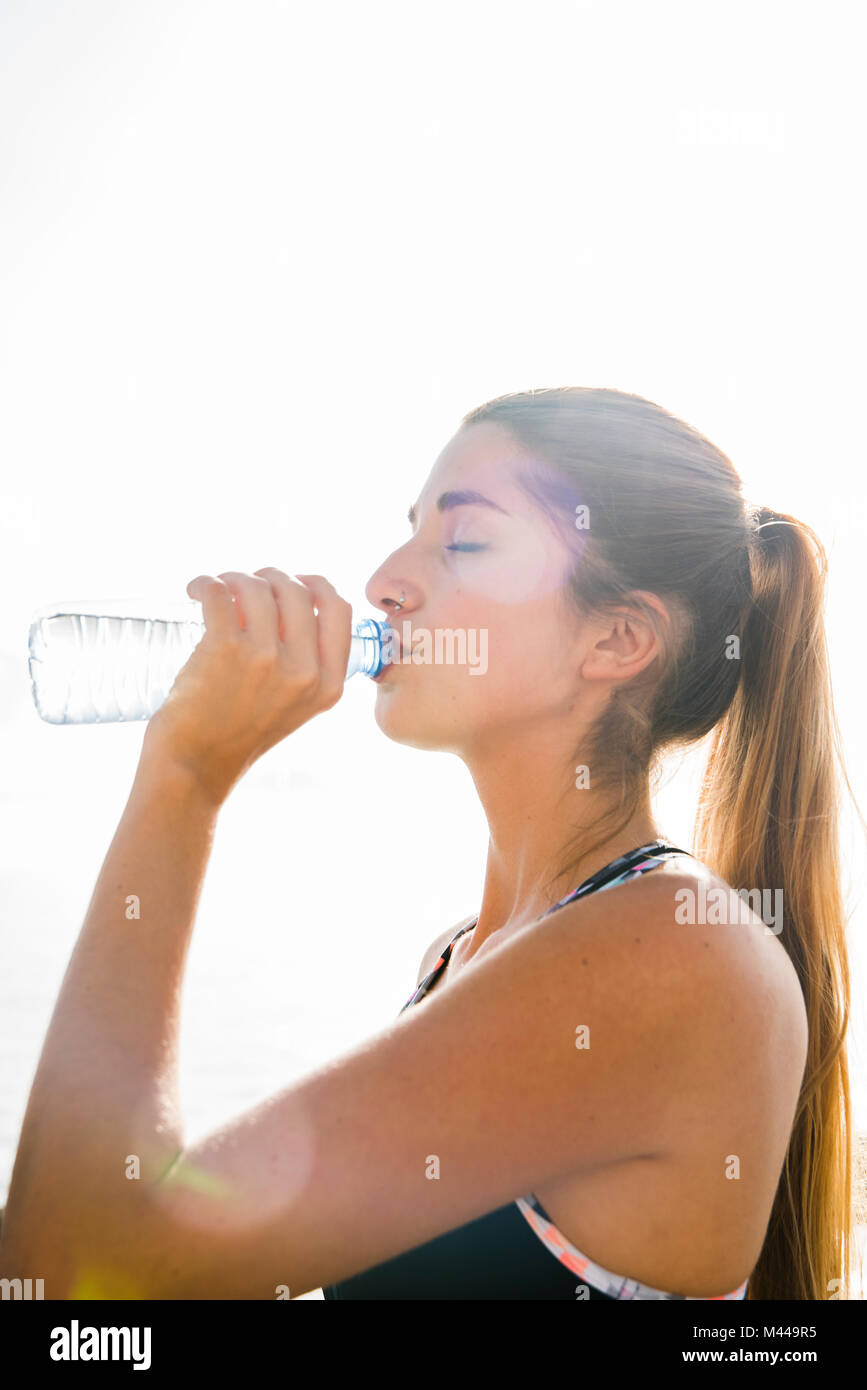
left=141, top=568, right=353, bottom=807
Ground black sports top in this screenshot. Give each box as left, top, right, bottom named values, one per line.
left=323, top=840, right=750, bottom=1300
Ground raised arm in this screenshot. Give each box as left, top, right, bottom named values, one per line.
left=0, top=568, right=352, bottom=1292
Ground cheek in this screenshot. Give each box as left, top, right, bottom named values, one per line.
left=461, top=532, right=570, bottom=605
left=479, top=609, right=578, bottom=702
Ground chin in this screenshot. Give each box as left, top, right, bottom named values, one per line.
left=372, top=683, right=460, bottom=752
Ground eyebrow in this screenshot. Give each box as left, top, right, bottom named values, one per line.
left=407, top=489, right=512, bottom=528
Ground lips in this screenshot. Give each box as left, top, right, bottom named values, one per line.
left=371, top=624, right=399, bottom=680
left=383, top=623, right=410, bottom=660
left=376, top=622, right=418, bottom=672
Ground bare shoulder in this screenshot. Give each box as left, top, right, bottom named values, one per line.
left=537, top=861, right=808, bottom=1067
left=649, top=859, right=807, bottom=1005
left=593, top=860, right=809, bottom=1066
left=416, top=915, right=476, bottom=986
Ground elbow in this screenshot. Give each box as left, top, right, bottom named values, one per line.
left=0, top=1212, right=51, bottom=1297
left=0, top=1204, right=134, bottom=1300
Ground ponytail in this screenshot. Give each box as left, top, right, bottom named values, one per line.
left=694, top=508, right=857, bottom=1299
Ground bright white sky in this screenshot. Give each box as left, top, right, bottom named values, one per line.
left=1, top=0, right=865, bottom=1208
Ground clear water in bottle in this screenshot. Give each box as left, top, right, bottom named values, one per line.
left=28, top=598, right=394, bottom=724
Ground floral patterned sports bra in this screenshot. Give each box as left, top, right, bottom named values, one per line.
left=324, top=840, right=750, bottom=1301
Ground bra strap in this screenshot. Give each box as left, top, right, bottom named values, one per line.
left=549, top=840, right=692, bottom=908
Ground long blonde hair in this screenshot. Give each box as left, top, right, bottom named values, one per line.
left=461, top=385, right=860, bottom=1299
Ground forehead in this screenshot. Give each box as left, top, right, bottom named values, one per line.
left=415, top=422, right=537, bottom=517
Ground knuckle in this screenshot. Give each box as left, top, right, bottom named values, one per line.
left=247, top=643, right=276, bottom=669
left=285, top=663, right=319, bottom=694
left=204, top=624, right=240, bottom=651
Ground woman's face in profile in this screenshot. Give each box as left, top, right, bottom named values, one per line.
left=363, top=421, right=587, bottom=756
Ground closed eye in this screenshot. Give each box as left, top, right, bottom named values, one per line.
left=444, top=543, right=487, bottom=553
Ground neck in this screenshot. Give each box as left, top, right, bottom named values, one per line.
left=463, top=740, right=660, bottom=957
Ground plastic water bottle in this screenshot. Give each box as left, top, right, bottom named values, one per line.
left=27, top=598, right=394, bottom=724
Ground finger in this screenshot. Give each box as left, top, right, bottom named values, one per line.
left=293, top=574, right=353, bottom=692
left=186, top=575, right=240, bottom=641
left=252, top=567, right=319, bottom=653
left=216, top=571, right=280, bottom=646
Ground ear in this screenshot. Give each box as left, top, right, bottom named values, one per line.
left=580, top=591, right=670, bottom=684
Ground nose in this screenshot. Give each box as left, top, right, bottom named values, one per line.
left=364, top=561, right=413, bottom=619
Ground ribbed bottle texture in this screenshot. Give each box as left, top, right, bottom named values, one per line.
left=27, top=599, right=392, bottom=724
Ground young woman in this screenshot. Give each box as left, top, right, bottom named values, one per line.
left=0, top=387, right=855, bottom=1300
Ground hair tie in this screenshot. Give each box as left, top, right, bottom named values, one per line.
left=751, top=506, right=779, bottom=539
